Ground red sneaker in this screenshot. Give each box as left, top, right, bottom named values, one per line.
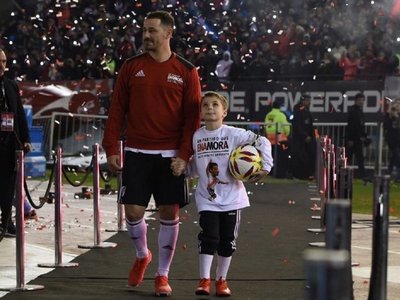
left=216, top=277, right=231, bottom=297
left=195, top=278, right=211, bottom=295
left=128, top=250, right=152, bottom=286
left=154, top=275, right=172, bottom=297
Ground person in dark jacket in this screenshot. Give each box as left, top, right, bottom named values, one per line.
left=0, top=48, right=31, bottom=237
left=345, top=93, right=369, bottom=179
left=383, top=99, right=400, bottom=180
left=291, top=94, right=316, bottom=180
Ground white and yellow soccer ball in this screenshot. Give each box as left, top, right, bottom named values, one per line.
left=228, top=144, right=262, bottom=181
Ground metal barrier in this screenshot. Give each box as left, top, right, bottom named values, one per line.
left=325, top=199, right=352, bottom=251
left=106, top=140, right=126, bottom=232
left=38, top=146, right=79, bottom=268
left=304, top=249, right=352, bottom=300
left=78, top=144, right=117, bottom=249
left=314, top=122, right=387, bottom=173
left=33, top=112, right=107, bottom=161
left=308, top=136, right=330, bottom=242
left=368, top=175, right=391, bottom=300
left=304, top=131, right=357, bottom=298
left=305, top=131, right=393, bottom=300
left=0, top=151, right=44, bottom=292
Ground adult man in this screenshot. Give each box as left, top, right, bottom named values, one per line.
left=265, top=100, right=291, bottom=178
left=291, top=94, right=316, bottom=180
left=346, top=93, right=368, bottom=179
left=0, top=48, right=31, bottom=237
left=384, top=98, right=400, bottom=180
left=102, top=11, right=201, bottom=297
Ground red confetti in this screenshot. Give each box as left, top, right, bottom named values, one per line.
left=271, top=227, right=280, bottom=237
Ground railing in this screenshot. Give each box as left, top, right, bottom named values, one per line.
left=33, top=112, right=107, bottom=160
left=33, top=113, right=389, bottom=171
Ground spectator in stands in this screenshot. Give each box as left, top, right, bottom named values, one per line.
left=100, top=50, right=117, bottom=78
left=0, top=48, right=32, bottom=237
left=345, top=93, right=369, bottom=180
left=298, top=50, right=319, bottom=81
left=372, top=50, right=389, bottom=79
left=317, top=52, right=344, bottom=80
left=358, top=49, right=377, bottom=79
left=215, top=51, right=233, bottom=83
left=228, top=49, right=245, bottom=81
left=383, top=98, right=400, bottom=181
left=1, top=0, right=400, bottom=81
left=339, top=48, right=361, bottom=80
left=291, top=93, right=316, bottom=180
left=331, top=41, right=347, bottom=63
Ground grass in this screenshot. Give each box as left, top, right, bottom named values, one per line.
left=352, top=178, right=400, bottom=217
left=28, top=169, right=400, bottom=217
left=265, top=177, right=400, bottom=218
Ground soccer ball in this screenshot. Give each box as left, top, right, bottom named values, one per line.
left=229, top=144, right=262, bottom=181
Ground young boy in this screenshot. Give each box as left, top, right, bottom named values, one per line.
left=188, top=91, right=273, bottom=297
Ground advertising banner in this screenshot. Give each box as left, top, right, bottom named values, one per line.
left=203, top=79, right=386, bottom=122
left=18, top=79, right=113, bottom=117
left=18, top=78, right=388, bottom=123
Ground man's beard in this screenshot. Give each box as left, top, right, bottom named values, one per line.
left=143, top=40, right=154, bottom=51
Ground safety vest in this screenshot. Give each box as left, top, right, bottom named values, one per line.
left=264, top=108, right=290, bottom=145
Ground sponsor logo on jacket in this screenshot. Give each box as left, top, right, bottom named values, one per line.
left=167, top=73, right=183, bottom=85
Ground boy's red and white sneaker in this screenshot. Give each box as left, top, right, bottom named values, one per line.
left=128, top=250, right=152, bottom=286
left=154, top=275, right=172, bottom=297
left=216, top=277, right=231, bottom=297
left=195, top=278, right=211, bottom=295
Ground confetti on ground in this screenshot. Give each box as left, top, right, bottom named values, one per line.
left=271, top=227, right=280, bottom=237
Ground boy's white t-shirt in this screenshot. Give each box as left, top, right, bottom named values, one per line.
left=189, top=124, right=273, bottom=212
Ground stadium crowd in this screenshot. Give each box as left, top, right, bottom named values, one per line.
left=1, top=0, right=400, bottom=82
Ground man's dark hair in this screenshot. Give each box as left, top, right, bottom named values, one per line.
left=146, top=10, right=175, bottom=28
left=355, top=93, right=365, bottom=100
left=272, top=101, right=282, bottom=109
left=301, top=93, right=311, bottom=101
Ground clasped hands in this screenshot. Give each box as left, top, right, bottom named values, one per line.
left=170, top=157, right=186, bottom=176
